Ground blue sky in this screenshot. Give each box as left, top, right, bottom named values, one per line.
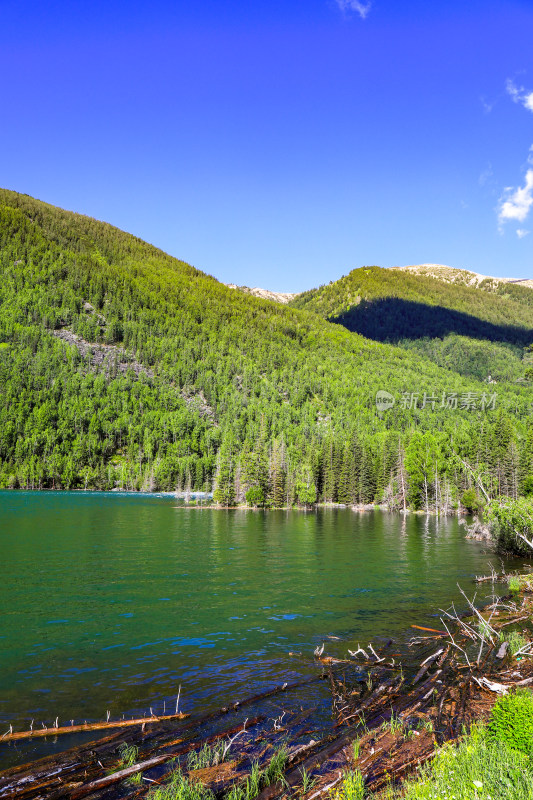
left=1, top=0, right=532, bottom=291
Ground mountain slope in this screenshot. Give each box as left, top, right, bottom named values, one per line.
left=0, top=190, right=532, bottom=507
left=290, top=266, right=533, bottom=382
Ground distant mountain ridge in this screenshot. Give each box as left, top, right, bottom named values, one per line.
left=228, top=265, right=532, bottom=308
left=393, top=263, right=533, bottom=291
left=225, top=284, right=296, bottom=304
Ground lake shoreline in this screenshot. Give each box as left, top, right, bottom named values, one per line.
left=2, top=496, right=510, bottom=775
left=3, top=573, right=532, bottom=799
left=0, top=488, right=472, bottom=510
left=0, top=488, right=472, bottom=518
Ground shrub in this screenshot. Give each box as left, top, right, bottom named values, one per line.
left=462, top=487, right=481, bottom=514
left=262, top=745, right=288, bottom=785
left=245, top=486, right=265, bottom=508
left=488, top=689, right=533, bottom=755
left=523, top=475, right=533, bottom=497
left=508, top=573, right=533, bottom=594
left=485, top=499, right=533, bottom=556
left=117, top=742, right=142, bottom=785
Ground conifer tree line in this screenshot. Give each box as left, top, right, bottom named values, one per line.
left=212, top=417, right=533, bottom=510
left=0, top=188, right=532, bottom=509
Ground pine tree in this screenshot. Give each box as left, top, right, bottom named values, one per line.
left=269, top=438, right=286, bottom=508
left=520, top=426, right=533, bottom=495
left=213, top=434, right=236, bottom=506
left=294, top=462, right=317, bottom=507
left=359, top=445, right=376, bottom=504
left=337, top=441, right=355, bottom=504
left=322, top=438, right=336, bottom=503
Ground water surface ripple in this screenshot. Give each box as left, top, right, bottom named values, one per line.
left=0, top=492, right=518, bottom=764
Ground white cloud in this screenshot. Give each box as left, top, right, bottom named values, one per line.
left=495, top=84, right=533, bottom=233
left=498, top=169, right=533, bottom=228
left=336, top=0, right=372, bottom=19
left=506, top=79, right=533, bottom=113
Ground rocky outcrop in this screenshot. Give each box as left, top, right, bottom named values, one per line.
left=226, top=284, right=297, bottom=304
left=393, top=264, right=533, bottom=291
left=51, top=329, right=154, bottom=378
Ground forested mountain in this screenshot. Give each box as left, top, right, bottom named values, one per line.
left=290, top=266, right=533, bottom=383
left=290, top=266, right=533, bottom=339
left=0, top=189, right=532, bottom=510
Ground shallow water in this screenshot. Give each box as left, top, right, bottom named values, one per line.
left=0, top=492, right=520, bottom=766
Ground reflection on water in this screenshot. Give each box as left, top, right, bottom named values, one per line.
left=0, top=492, right=521, bottom=762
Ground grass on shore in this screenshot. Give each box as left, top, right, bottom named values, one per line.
left=509, top=574, right=533, bottom=594
left=398, top=723, right=533, bottom=800
left=334, top=690, right=533, bottom=800
left=147, top=746, right=288, bottom=800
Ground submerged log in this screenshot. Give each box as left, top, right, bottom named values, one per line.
left=0, top=712, right=189, bottom=743
left=410, top=626, right=447, bottom=635
left=254, top=729, right=359, bottom=800
left=0, top=715, right=265, bottom=800
left=50, top=752, right=180, bottom=800
left=412, top=650, right=444, bottom=685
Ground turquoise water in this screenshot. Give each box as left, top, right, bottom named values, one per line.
left=0, top=492, right=516, bottom=756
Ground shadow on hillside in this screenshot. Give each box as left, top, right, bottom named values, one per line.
left=331, top=297, right=533, bottom=345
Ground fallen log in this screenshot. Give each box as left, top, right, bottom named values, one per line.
left=49, top=752, right=181, bottom=800
left=0, top=715, right=265, bottom=800
left=307, top=774, right=343, bottom=800
left=472, top=676, right=508, bottom=695
left=0, top=672, right=329, bottom=755
left=254, top=729, right=359, bottom=800
left=0, top=712, right=189, bottom=744
left=496, top=615, right=529, bottom=629
left=364, top=745, right=435, bottom=792
left=0, top=729, right=125, bottom=781
left=146, top=714, right=264, bottom=762
left=412, top=650, right=444, bottom=685
left=514, top=675, right=533, bottom=686
left=188, top=760, right=238, bottom=786
left=474, top=573, right=507, bottom=583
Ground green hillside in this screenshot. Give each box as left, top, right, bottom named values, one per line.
left=0, top=190, right=532, bottom=509
left=291, top=266, right=533, bottom=332
left=290, top=266, right=533, bottom=382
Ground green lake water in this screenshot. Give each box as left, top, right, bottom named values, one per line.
left=0, top=492, right=521, bottom=765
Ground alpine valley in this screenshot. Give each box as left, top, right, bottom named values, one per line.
left=1, top=188, right=532, bottom=511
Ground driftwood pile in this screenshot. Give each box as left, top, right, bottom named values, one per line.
left=2, top=584, right=533, bottom=800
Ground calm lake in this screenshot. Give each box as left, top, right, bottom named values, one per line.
left=0, top=492, right=522, bottom=766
